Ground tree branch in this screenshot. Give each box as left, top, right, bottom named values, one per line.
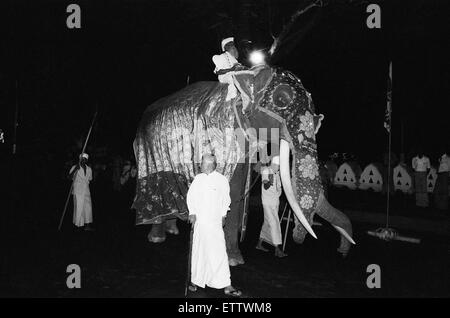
left=269, top=0, right=323, bottom=56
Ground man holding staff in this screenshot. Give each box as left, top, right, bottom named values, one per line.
left=256, top=156, right=287, bottom=258
left=186, top=154, right=241, bottom=297
left=69, top=153, right=94, bottom=231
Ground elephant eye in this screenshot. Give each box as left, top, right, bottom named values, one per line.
left=271, top=84, right=295, bottom=109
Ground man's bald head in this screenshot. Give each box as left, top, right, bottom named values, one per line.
left=201, top=154, right=217, bottom=174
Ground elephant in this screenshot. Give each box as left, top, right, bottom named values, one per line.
left=132, top=66, right=355, bottom=265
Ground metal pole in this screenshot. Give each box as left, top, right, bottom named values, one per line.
left=386, top=62, right=392, bottom=228
left=282, top=208, right=292, bottom=252
left=279, top=200, right=288, bottom=222
left=400, top=119, right=404, bottom=159
left=3, top=80, right=19, bottom=292
left=386, top=116, right=392, bottom=228
left=13, top=80, right=19, bottom=155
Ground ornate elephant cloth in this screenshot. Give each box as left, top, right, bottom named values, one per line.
left=133, top=82, right=246, bottom=225
left=257, top=68, right=324, bottom=243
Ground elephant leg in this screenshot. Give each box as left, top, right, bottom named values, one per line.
left=315, top=192, right=353, bottom=257
left=166, top=218, right=179, bottom=235
left=224, top=162, right=248, bottom=265
left=148, top=222, right=166, bottom=243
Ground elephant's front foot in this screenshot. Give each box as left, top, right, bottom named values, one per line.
left=165, top=218, right=179, bottom=235
left=292, top=221, right=307, bottom=244
left=337, top=246, right=350, bottom=258
left=148, top=236, right=165, bottom=243
left=147, top=223, right=166, bottom=243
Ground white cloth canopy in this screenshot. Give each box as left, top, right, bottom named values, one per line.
left=187, top=171, right=231, bottom=289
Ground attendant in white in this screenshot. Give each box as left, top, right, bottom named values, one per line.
left=187, top=154, right=242, bottom=297
left=69, top=153, right=94, bottom=230
left=256, top=157, right=287, bottom=258
left=434, top=150, right=450, bottom=210
left=412, top=150, right=431, bottom=207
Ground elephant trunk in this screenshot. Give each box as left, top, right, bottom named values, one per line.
left=279, top=139, right=317, bottom=239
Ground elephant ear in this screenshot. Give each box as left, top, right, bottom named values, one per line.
left=314, top=114, right=324, bottom=135
left=249, top=67, right=274, bottom=115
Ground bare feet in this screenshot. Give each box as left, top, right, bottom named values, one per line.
left=256, top=240, right=269, bottom=252
left=84, top=224, right=95, bottom=231
left=188, top=284, right=198, bottom=292
left=256, top=245, right=269, bottom=252
left=224, top=285, right=242, bottom=297
left=274, top=248, right=288, bottom=258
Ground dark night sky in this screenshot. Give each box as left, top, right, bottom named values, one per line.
left=1, top=0, right=449, bottom=165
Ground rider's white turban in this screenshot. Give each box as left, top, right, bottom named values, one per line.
left=221, top=37, right=234, bottom=51
left=79, top=153, right=89, bottom=160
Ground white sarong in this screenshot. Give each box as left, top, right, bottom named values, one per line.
left=70, top=165, right=93, bottom=227
left=187, top=171, right=231, bottom=289
left=260, top=166, right=283, bottom=246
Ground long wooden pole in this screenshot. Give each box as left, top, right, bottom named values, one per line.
left=184, top=224, right=194, bottom=297
left=58, top=107, right=98, bottom=231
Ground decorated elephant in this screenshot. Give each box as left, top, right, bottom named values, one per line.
left=132, top=66, right=355, bottom=265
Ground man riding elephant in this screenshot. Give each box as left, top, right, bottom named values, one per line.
left=132, top=62, right=355, bottom=266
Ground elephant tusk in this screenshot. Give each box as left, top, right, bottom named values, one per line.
left=333, top=225, right=356, bottom=245
left=279, top=139, right=317, bottom=239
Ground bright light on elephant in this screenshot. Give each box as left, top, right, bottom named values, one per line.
left=249, top=50, right=265, bottom=66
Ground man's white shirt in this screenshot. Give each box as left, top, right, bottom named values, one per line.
left=412, top=156, right=430, bottom=172
left=438, top=154, right=450, bottom=173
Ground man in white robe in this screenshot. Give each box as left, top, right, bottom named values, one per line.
left=187, top=154, right=242, bottom=296
left=256, top=156, right=287, bottom=258
left=69, top=153, right=94, bottom=230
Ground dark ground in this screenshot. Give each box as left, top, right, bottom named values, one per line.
left=2, top=172, right=449, bottom=298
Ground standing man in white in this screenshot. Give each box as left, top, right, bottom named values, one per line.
left=412, top=149, right=431, bottom=208
left=69, top=153, right=94, bottom=231
left=256, top=156, right=287, bottom=258
left=434, top=149, right=450, bottom=210
left=187, top=154, right=242, bottom=297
